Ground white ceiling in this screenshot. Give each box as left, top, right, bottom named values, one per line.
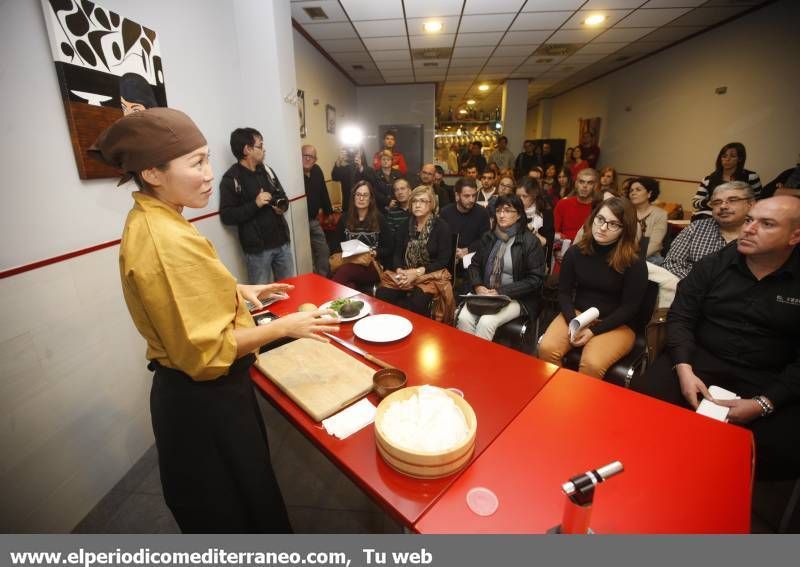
left=291, top=0, right=767, bottom=118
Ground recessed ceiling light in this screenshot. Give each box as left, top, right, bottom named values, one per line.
left=584, top=14, right=606, bottom=27
left=423, top=21, right=443, bottom=33
left=478, top=84, right=490, bottom=91
left=458, top=109, right=468, bottom=114
left=466, top=99, right=476, bottom=105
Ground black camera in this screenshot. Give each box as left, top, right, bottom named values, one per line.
left=272, top=196, right=289, bottom=210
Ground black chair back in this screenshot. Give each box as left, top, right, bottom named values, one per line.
left=630, top=280, right=660, bottom=334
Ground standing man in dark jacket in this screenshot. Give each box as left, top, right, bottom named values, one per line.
left=302, top=145, right=333, bottom=276
left=220, top=127, right=294, bottom=284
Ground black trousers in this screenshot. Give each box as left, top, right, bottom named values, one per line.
left=376, top=286, right=433, bottom=316
left=631, top=346, right=800, bottom=480
left=150, top=355, right=291, bottom=533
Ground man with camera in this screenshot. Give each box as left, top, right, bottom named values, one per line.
left=220, top=127, right=295, bottom=284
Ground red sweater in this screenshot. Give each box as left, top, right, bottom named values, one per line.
left=554, top=197, right=593, bottom=241
left=372, top=150, right=407, bottom=175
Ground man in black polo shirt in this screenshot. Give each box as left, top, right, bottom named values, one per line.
left=220, top=127, right=294, bottom=284
left=301, top=144, right=333, bottom=276
left=633, top=196, right=800, bottom=479
left=440, top=178, right=490, bottom=285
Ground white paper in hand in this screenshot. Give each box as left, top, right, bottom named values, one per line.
left=569, top=307, right=600, bottom=341
left=696, top=385, right=739, bottom=422
left=341, top=239, right=371, bottom=258
left=322, top=398, right=376, bottom=439
left=462, top=252, right=476, bottom=269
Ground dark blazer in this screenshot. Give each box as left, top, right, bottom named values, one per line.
left=393, top=216, right=453, bottom=274
left=467, top=227, right=546, bottom=322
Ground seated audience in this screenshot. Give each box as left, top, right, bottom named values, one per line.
left=542, top=164, right=557, bottom=201
left=626, top=177, right=668, bottom=264
left=632, top=197, right=800, bottom=480
left=516, top=177, right=555, bottom=254
left=551, top=166, right=573, bottom=204
left=570, top=145, right=590, bottom=179
left=330, top=181, right=394, bottom=289
left=599, top=166, right=619, bottom=199
left=433, top=165, right=455, bottom=205
left=385, top=178, right=412, bottom=234
left=440, top=178, right=491, bottom=265
left=367, top=149, right=401, bottom=210
left=414, top=163, right=451, bottom=208
left=464, top=164, right=482, bottom=190
left=377, top=186, right=454, bottom=319
left=554, top=168, right=598, bottom=244
left=461, top=141, right=487, bottom=174
left=372, top=129, right=407, bottom=175
left=489, top=135, right=515, bottom=171
left=487, top=175, right=517, bottom=220
left=528, top=166, right=544, bottom=181
left=564, top=147, right=575, bottom=169
left=540, top=142, right=558, bottom=171
left=763, top=154, right=799, bottom=198
left=458, top=195, right=545, bottom=341
left=515, top=140, right=539, bottom=179
left=539, top=198, right=647, bottom=379
left=477, top=169, right=498, bottom=206
left=692, top=142, right=761, bottom=220
left=663, top=181, right=754, bottom=279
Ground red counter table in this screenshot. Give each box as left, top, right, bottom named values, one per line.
left=250, top=274, right=559, bottom=528
left=415, top=368, right=754, bottom=534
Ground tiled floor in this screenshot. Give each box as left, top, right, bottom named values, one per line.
left=73, top=390, right=798, bottom=534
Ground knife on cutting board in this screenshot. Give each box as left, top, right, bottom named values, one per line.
left=323, top=333, right=394, bottom=369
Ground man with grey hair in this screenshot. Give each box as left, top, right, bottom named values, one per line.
left=302, top=144, right=333, bottom=276
left=663, top=181, right=754, bottom=279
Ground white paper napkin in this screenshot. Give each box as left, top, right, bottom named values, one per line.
left=341, top=239, right=371, bottom=258
left=569, top=307, right=599, bottom=340
left=322, top=398, right=376, bottom=439
left=462, top=252, right=476, bottom=269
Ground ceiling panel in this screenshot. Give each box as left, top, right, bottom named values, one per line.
left=454, top=32, right=505, bottom=47
left=486, top=55, right=528, bottom=66
left=575, top=41, right=629, bottom=54
left=384, top=75, right=416, bottom=83
left=413, top=58, right=450, bottom=68
left=643, top=0, right=706, bottom=6
left=403, top=0, right=463, bottom=18
left=340, top=0, right=404, bottom=20
left=637, top=25, right=703, bottom=42
left=522, top=0, right=584, bottom=11
left=463, top=0, right=527, bottom=15
left=378, top=60, right=414, bottom=69
left=446, top=73, right=481, bottom=80
left=501, top=31, right=554, bottom=45
left=363, top=36, right=408, bottom=50
left=493, top=44, right=539, bottom=57
left=449, top=57, right=488, bottom=67
left=291, top=1, right=349, bottom=24
left=318, top=38, right=365, bottom=53
left=546, top=28, right=605, bottom=43
left=333, top=51, right=374, bottom=64
left=667, top=6, right=751, bottom=27
left=581, top=0, right=644, bottom=8
left=352, top=19, right=406, bottom=38
left=452, top=45, right=496, bottom=58
left=616, top=7, right=693, bottom=27
left=409, top=33, right=456, bottom=49
left=370, top=49, right=411, bottom=61
left=510, top=11, right=574, bottom=31
left=594, top=27, right=657, bottom=43
left=562, top=10, right=633, bottom=30
left=302, top=22, right=358, bottom=40
left=459, top=13, right=517, bottom=33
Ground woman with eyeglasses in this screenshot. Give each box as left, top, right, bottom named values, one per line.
left=692, top=142, right=761, bottom=220
left=458, top=195, right=545, bottom=341
left=487, top=175, right=517, bottom=221
left=624, top=177, right=667, bottom=264
left=376, top=185, right=454, bottom=318
left=538, top=197, right=647, bottom=379
left=330, top=180, right=394, bottom=289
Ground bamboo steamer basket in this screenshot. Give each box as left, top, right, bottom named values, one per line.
left=374, top=386, right=477, bottom=479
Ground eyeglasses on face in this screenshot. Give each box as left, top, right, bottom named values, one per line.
left=594, top=214, right=624, bottom=232
left=302, top=154, right=316, bottom=159
left=354, top=192, right=371, bottom=199
left=411, top=198, right=431, bottom=205
left=496, top=207, right=519, bottom=216
left=709, top=196, right=749, bottom=208
left=499, top=183, right=515, bottom=190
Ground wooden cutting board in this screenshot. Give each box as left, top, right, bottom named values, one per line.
left=255, top=338, right=375, bottom=422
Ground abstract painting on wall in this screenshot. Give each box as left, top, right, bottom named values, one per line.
left=40, top=0, right=168, bottom=179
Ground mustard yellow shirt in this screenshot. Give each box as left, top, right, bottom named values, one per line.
left=119, top=192, right=254, bottom=381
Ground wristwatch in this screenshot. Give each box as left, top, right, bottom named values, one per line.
left=752, top=395, right=774, bottom=417
left=416, top=267, right=424, bottom=276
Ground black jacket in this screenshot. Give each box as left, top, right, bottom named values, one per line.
left=467, top=228, right=546, bottom=322
left=304, top=163, right=333, bottom=221
left=219, top=162, right=290, bottom=254
left=393, top=216, right=453, bottom=274
left=364, top=167, right=400, bottom=211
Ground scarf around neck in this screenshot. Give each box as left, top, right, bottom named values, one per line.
left=405, top=214, right=435, bottom=269
left=484, top=223, right=519, bottom=289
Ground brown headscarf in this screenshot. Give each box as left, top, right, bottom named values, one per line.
left=88, top=107, right=207, bottom=185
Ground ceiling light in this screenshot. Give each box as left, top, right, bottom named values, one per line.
left=478, top=84, right=490, bottom=92
left=584, top=14, right=606, bottom=27
left=423, top=21, right=443, bottom=33
left=458, top=109, right=468, bottom=114
left=466, top=99, right=476, bottom=105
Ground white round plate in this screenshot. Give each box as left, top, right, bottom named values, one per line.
left=319, top=299, right=372, bottom=322
left=353, top=314, right=413, bottom=342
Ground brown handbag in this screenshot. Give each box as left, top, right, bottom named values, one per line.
left=329, top=251, right=376, bottom=274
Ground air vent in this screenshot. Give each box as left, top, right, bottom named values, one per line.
left=534, top=43, right=582, bottom=57
left=303, top=7, right=329, bottom=20
left=412, top=47, right=452, bottom=60
left=352, top=64, right=365, bottom=70
left=423, top=62, right=438, bottom=67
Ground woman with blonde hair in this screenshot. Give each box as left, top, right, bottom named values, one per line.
left=538, top=197, right=647, bottom=379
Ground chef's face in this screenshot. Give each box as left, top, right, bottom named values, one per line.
left=144, top=146, right=214, bottom=210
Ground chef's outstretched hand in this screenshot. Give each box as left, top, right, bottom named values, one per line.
left=280, top=310, right=339, bottom=342
left=238, top=283, right=294, bottom=308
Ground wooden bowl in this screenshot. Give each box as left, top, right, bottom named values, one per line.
left=374, top=386, right=477, bottom=479
left=373, top=368, right=407, bottom=398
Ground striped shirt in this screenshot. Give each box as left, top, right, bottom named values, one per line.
left=662, top=219, right=727, bottom=279
left=692, top=169, right=761, bottom=219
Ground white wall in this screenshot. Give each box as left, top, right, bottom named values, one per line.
left=293, top=29, right=357, bottom=176
left=0, top=0, right=301, bottom=532
left=547, top=0, right=800, bottom=209
left=356, top=83, right=436, bottom=171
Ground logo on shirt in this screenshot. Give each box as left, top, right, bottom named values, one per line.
left=776, top=295, right=800, bottom=305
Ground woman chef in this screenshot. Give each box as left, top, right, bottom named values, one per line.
left=89, top=108, right=338, bottom=533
